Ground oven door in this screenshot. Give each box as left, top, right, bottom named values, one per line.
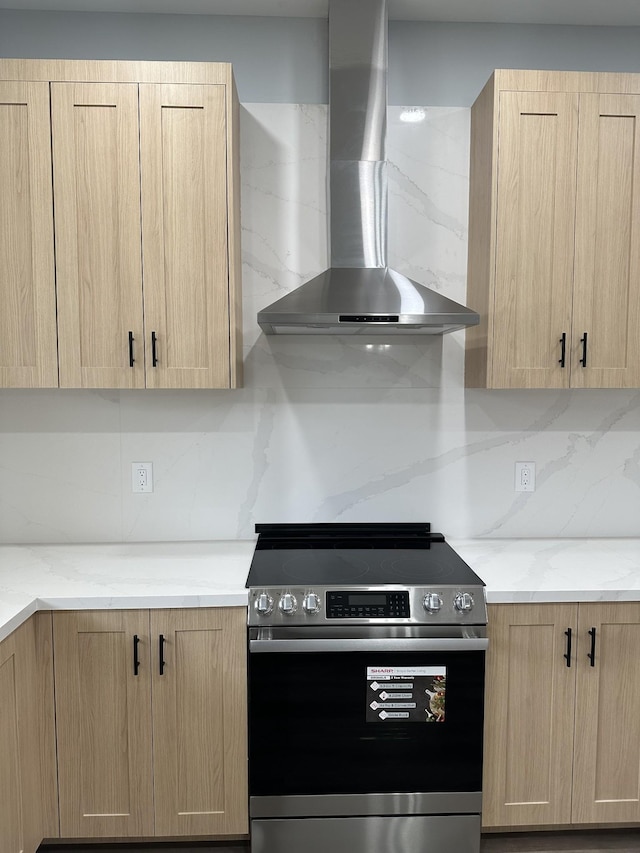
left=248, top=626, right=486, bottom=818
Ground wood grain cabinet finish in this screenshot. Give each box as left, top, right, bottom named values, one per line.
left=52, top=82, right=147, bottom=389
left=0, top=618, right=46, bottom=853
left=572, top=602, right=640, bottom=824
left=53, top=609, right=155, bottom=837
left=466, top=70, right=640, bottom=389
left=0, top=81, right=58, bottom=388
left=483, top=601, right=640, bottom=830
left=52, top=607, right=248, bottom=839
left=482, top=603, right=578, bottom=828
left=0, top=60, right=243, bottom=390
left=150, top=608, right=249, bottom=836
left=140, top=84, right=235, bottom=390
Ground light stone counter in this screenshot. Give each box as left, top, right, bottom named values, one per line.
left=0, top=541, right=254, bottom=642
left=1, top=538, right=640, bottom=642
left=451, top=538, right=640, bottom=604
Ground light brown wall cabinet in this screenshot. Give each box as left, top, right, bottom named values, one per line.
left=483, top=602, right=640, bottom=829
left=0, top=81, right=58, bottom=388
left=52, top=607, right=248, bottom=839
left=0, top=617, right=46, bottom=853
left=0, top=60, right=242, bottom=390
left=466, top=70, right=640, bottom=389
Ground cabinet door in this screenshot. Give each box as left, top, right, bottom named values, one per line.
left=150, top=607, right=248, bottom=836
left=34, top=612, right=60, bottom=839
left=571, top=94, right=640, bottom=388
left=0, top=81, right=58, bottom=388
left=490, top=91, right=578, bottom=388
left=572, top=602, right=640, bottom=822
left=0, top=619, right=44, bottom=853
left=140, top=84, right=232, bottom=389
left=482, top=603, right=577, bottom=828
left=53, top=610, right=154, bottom=837
left=52, top=82, right=146, bottom=389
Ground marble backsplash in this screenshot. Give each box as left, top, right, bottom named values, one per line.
left=0, top=104, right=638, bottom=544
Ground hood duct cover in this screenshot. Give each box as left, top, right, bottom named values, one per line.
left=257, top=0, right=479, bottom=335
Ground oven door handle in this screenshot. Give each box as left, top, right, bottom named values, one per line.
left=249, top=637, right=488, bottom=653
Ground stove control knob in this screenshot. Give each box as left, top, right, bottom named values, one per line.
left=279, top=593, right=298, bottom=616
left=454, top=592, right=474, bottom=613
left=303, top=592, right=321, bottom=614
left=254, top=592, right=274, bottom=616
left=423, top=592, right=443, bottom=613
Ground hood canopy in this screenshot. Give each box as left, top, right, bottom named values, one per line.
left=257, top=0, right=479, bottom=336
left=258, top=268, right=479, bottom=335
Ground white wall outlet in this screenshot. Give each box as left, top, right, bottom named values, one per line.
left=132, top=462, right=153, bottom=493
left=515, top=461, right=535, bottom=492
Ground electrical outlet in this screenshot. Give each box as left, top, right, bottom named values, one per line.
left=515, top=462, right=535, bottom=492
left=132, top=462, right=153, bottom=493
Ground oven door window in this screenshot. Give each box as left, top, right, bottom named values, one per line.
left=249, top=649, right=484, bottom=797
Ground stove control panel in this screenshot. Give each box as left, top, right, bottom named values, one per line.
left=326, top=590, right=410, bottom=619
left=248, top=585, right=487, bottom=626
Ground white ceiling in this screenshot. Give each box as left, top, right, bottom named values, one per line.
left=3, top=0, right=640, bottom=26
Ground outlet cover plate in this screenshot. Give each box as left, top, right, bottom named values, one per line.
left=515, top=461, right=535, bottom=492
left=132, top=462, right=153, bottom=493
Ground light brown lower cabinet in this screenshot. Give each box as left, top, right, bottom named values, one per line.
left=483, top=602, right=640, bottom=829
left=0, top=617, right=45, bottom=853
left=52, top=607, right=248, bottom=839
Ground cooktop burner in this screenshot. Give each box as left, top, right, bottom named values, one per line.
left=380, top=552, right=463, bottom=584
left=281, top=551, right=371, bottom=584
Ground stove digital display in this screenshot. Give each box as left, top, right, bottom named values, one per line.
left=348, top=594, right=386, bottom=606
left=327, top=591, right=410, bottom=619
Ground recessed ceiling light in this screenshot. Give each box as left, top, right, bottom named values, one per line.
left=400, top=107, right=426, bottom=123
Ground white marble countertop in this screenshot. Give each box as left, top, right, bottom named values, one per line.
left=450, top=538, right=640, bottom=604
left=1, top=538, right=639, bottom=642
left=0, top=541, right=254, bottom=642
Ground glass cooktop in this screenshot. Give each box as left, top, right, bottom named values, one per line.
left=246, top=523, right=485, bottom=588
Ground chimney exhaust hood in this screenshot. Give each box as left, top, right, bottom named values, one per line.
left=257, top=0, right=479, bottom=336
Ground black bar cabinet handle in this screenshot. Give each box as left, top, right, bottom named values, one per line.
left=559, top=332, right=567, bottom=368
left=588, top=627, right=597, bottom=666
left=159, top=633, right=166, bottom=675
left=563, top=627, right=572, bottom=667
left=151, top=331, right=158, bottom=367
left=133, top=634, right=140, bottom=676
left=128, top=331, right=135, bottom=367
left=579, top=332, right=588, bottom=367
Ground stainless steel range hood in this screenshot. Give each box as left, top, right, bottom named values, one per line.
left=257, top=0, right=479, bottom=336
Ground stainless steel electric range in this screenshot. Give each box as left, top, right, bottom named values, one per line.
left=246, top=522, right=488, bottom=853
